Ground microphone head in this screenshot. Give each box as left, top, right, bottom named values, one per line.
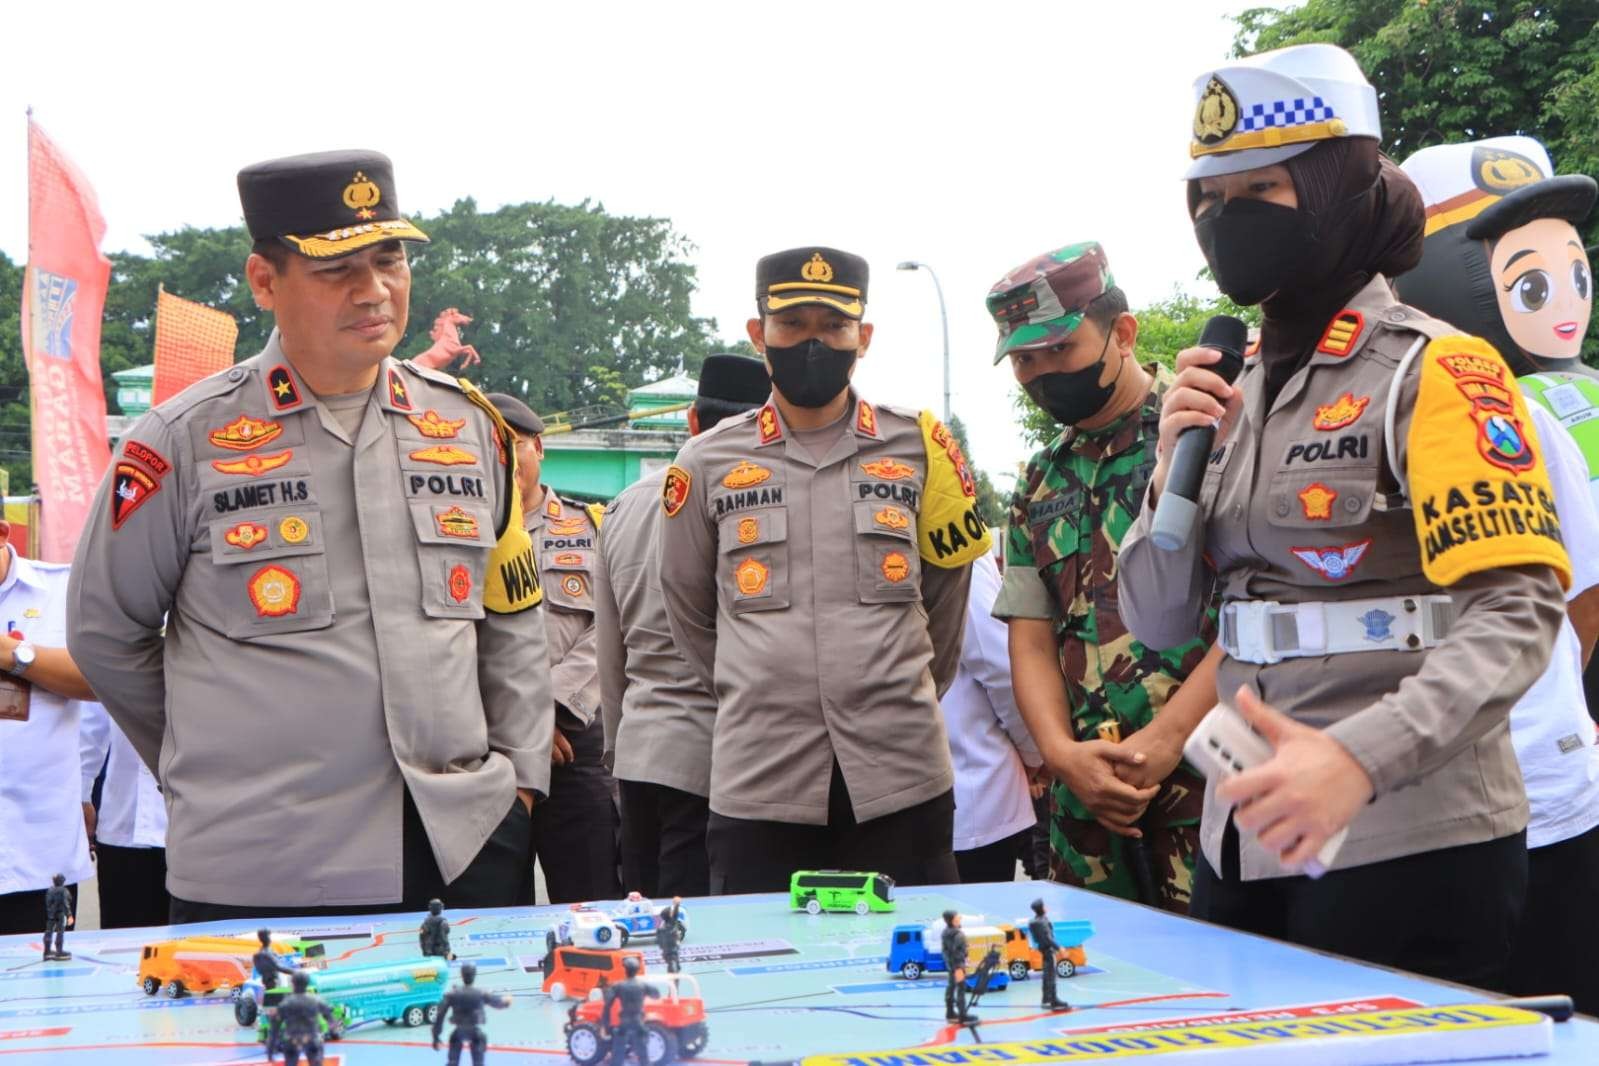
left=1198, top=314, right=1249, bottom=362
left=1198, top=314, right=1249, bottom=383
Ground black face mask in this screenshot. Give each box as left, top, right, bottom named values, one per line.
left=1023, top=330, right=1124, bottom=426
left=1193, top=197, right=1320, bottom=306
left=765, top=338, right=857, bottom=408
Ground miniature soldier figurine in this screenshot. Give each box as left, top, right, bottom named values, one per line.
left=657, top=896, right=684, bottom=974
left=267, top=970, right=335, bottom=1066
left=41, top=874, right=72, bottom=961
left=601, top=955, right=659, bottom=1065
left=420, top=899, right=454, bottom=960
left=432, top=962, right=510, bottom=1066
left=1028, top=899, right=1070, bottom=1011
left=253, top=928, right=293, bottom=991
left=940, top=910, right=973, bottom=1024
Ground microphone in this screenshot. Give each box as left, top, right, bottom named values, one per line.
left=1150, top=315, right=1249, bottom=551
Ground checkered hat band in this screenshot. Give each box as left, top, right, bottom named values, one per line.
left=1239, top=97, right=1337, bottom=132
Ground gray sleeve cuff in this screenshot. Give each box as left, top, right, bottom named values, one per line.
left=991, top=564, right=1054, bottom=620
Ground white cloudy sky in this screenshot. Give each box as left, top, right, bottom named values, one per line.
left=0, top=0, right=1245, bottom=493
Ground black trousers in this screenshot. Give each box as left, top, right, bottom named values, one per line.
left=1507, top=823, right=1599, bottom=1015
left=96, top=844, right=170, bottom=929
left=707, top=763, right=958, bottom=894
left=1193, top=817, right=1527, bottom=992
left=171, top=790, right=532, bottom=924
left=530, top=715, right=620, bottom=904
left=954, top=828, right=1029, bottom=884
left=0, top=883, right=76, bottom=936
left=1023, top=793, right=1052, bottom=882
left=618, top=779, right=710, bottom=898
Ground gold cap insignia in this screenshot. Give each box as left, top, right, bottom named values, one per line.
left=1472, top=147, right=1545, bottom=195
left=1193, top=77, right=1240, bottom=147
left=342, top=170, right=382, bottom=220
left=800, top=252, right=834, bottom=284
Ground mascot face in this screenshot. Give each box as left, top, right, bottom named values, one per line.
left=1489, top=216, right=1592, bottom=361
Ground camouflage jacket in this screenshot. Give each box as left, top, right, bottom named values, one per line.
left=994, top=364, right=1216, bottom=748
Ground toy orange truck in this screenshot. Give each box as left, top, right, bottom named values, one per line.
left=565, top=973, right=709, bottom=1066
left=543, top=945, right=647, bottom=1002
left=1000, top=918, right=1094, bottom=980
left=137, top=935, right=317, bottom=998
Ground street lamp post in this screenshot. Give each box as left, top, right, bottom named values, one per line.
left=896, top=260, right=951, bottom=424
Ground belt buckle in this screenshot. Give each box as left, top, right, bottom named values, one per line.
left=1227, top=600, right=1282, bottom=665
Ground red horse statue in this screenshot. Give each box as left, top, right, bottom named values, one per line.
left=412, top=307, right=482, bottom=370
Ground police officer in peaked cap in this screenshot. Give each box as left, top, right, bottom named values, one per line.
left=69, top=150, right=553, bottom=920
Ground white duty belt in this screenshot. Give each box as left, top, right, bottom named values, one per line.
left=1220, top=594, right=1455, bottom=665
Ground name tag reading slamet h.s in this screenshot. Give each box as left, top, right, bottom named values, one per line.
left=214, top=479, right=311, bottom=513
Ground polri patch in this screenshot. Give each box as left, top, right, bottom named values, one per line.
left=1298, top=482, right=1337, bottom=520
left=861, top=458, right=916, bottom=481
left=208, top=415, right=283, bottom=452
left=723, top=461, right=772, bottom=489
left=248, top=565, right=301, bottom=617
left=448, top=563, right=473, bottom=604
left=435, top=506, right=480, bottom=539
left=409, top=445, right=478, bottom=466
left=110, top=463, right=160, bottom=530
left=213, top=450, right=293, bottom=477
left=735, top=557, right=769, bottom=596
left=1290, top=539, right=1371, bottom=581
left=662, top=466, right=692, bottom=517
left=1313, top=392, right=1370, bottom=431
left=224, top=522, right=270, bottom=550
left=407, top=409, right=466, bottom=439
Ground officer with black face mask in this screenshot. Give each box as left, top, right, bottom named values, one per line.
left=1118, top=43, right=1569, bottom=991
left=658, top=246, right=991, bottom=893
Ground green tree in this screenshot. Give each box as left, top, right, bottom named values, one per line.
left=1232, top=0, right=1599, bottom=358
left=1013, top=288, right=1260, bottom=448
left=400, top=197, right=719, bottom=410
left=946, top=415, right=1004, bottom=526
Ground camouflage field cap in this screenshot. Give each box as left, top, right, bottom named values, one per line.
left=986, top=242, right=1114, bottom=364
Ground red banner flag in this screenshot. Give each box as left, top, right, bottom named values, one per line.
left=21, top=118, right=112, bottom=562
left=152, top=286, right=237, bottom=406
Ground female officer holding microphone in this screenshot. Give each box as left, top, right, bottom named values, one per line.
left=1118, top=43, right=1570, bottom=989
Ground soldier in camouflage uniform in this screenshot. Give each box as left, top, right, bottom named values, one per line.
left=990, top=243, right=1219, bottom=914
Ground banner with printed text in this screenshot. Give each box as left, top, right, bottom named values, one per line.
left=21, top=119, right=112, bottom=561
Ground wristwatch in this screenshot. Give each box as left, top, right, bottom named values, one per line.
left=8, top=642, right=35, bottom=678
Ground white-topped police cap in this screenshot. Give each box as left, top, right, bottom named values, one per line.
left=1401, top=135, right=1595, bottom=239
left=1186, top=43, right=1382, bottom=179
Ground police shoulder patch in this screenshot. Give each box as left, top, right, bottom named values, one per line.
left=915, top=410, right=992, bottom=569
left=1407, top=335, right=1570, bottom=590
left=662, top=465, right=692, bottom=518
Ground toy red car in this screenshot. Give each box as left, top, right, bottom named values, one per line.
left=564, top=973, right=709, bottom=1066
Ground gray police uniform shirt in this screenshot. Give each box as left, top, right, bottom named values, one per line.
left=594, top=467, right=716, bottom=797
left=1119, top=276, right=1565, bottom=880
left=528, top=492, right=601, bottom=728
left=67, top=335, right=554, bottom=907
left=659, top=394, right=984, bottom=825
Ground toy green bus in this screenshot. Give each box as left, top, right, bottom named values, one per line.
left=789, top=870, right=895, bottom=915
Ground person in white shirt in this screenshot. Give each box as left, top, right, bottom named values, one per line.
left=80, top=704, right=168, bottom=928
left=940, top=551, right=1044, bottom=882
left=0, top=522, right=98, bottom=935
left=1505, top=402, right=1599, bottom=1014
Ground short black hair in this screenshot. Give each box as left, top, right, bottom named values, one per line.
left=251, top=238, right=291, bottom=271
left=1082, top=286, right=1129, bottom=333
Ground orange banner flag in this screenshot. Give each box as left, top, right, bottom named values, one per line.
left=22, top=117, right=112, bottom=562
left=152, top=286, right=238, bottom=405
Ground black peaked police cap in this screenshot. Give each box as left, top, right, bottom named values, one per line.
left=238, top=149, right=429, bottom=260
